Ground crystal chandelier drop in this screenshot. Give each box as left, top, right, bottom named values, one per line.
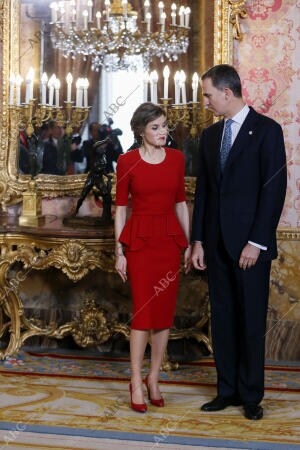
left=49, top=0, right=191, bottom=72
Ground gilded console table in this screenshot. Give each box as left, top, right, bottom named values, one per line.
left=0, top=214, right=212, bottom=360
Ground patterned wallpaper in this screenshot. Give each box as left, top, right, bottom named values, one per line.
left=234, top=0, right=300, bottom=227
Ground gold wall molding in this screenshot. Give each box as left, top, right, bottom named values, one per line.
left=277, top=229, right=300, bottom=241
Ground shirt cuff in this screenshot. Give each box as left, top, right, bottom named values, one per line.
left=248, top=241, right=267, bottom=251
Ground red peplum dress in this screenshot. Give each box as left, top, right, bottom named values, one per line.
left=116, top=148, right=188, bottom=330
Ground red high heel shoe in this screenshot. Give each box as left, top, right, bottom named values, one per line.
left=129, top=383, right=147, bottom=413
left=144, top=375, right=165, bottom=407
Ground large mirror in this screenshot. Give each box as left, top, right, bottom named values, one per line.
left=0, top=0, right=245, bottom=206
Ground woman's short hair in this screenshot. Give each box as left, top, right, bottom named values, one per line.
left=130, top=102, right=166, bottom=146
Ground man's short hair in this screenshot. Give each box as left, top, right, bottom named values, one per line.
left=201, top=64, right=242, bottom=98
left=89, top=122, right=100, bottom=133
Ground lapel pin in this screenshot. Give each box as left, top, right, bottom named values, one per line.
left=249, top=130, right=253, bottom=135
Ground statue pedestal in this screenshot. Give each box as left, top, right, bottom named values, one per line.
left=19, top=180, right=45, bottom=226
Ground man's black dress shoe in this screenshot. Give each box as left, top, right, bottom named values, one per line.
left=201, top=395, right=242, bottom=412
left=243, top=403, right=263, bottom=420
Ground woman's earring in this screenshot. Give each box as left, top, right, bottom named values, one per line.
left=140, top=135, right=144, bottom=146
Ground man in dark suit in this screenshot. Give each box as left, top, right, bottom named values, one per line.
left=191, top=65, right=287, bottom=420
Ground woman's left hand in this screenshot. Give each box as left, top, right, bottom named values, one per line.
left=184, top=245, right=192, bottom=274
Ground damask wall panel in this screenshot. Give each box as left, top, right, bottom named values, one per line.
left=232, top=1, right=300, bottom=360
left=234, top=0, right=300, bottom=228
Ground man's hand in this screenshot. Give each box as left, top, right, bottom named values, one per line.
left=239, top=243, right=260, bottom=270
left=191, top=242, right=207, bottom=271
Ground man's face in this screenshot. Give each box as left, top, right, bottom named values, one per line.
left=91, top=124, right=101, bottom=140
left=52, top=124, right=62, bottom=139
left=201, top=78, right=227, bottom=117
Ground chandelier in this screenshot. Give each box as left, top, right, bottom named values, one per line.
left=49, top=0, right=191, bottom=72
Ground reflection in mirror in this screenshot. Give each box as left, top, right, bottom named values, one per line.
left=15, top=0, right=215, bottom=179
left=18, top=119, right=123, bottom=176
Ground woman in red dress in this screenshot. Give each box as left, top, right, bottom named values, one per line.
left=115, top=103, right=190, bottom=412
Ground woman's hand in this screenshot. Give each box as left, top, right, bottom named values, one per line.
left=191, top=242, right=207, bottom=271
left=115, top=254, right=128, bottom=282
left=184, top=245, right=192, bottom=274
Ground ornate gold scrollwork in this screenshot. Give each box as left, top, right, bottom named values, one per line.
left=0, top=233, right=212, bottom=362
left=0, top=2, right=4, bottom=44
left=71, top=296, right=121, bottom=347
left=229, top=0, right=248, bottom=40
left=0, top=237, right=116, bottom=358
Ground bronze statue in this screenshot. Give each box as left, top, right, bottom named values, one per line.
left=64, top=138, right=113, bottom=226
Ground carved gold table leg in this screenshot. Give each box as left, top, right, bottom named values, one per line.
left=0, top=260, right=23, bottom=359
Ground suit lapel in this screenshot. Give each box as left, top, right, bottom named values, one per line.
left=224, top=107, right=259, bottom=173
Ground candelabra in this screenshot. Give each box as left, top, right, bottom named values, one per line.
left=49, top=0, right=191, bottom=72
left=9, top=71, right=91, bottom=226
left=10, top=101, right=90, bottom=140
left=145, top=67, right=211, bottom=138
left=161, top=100, right=210, bottom=138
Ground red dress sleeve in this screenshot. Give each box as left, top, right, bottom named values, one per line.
left=175, top=151, right=186, bottom=203
left=116, top=155, right=130, bottom=206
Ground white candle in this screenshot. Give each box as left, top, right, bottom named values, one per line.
left=48, top=74, right=56, bottom=106
left=41, top=72, right=48, bottom=105
left=185, top=7, right=191, bottom=28
left=132, top=14, right=137, bottom=29
left=9, top=73, right=15, bottom=105
left=76, top=78, right=83, bottom=107
left=161, top=12, right=166, bottom=32
left=146, top=12, right=151, bottom=33
left=25, top=67, right=34, bottom=104
left=144, top=0, right=150, bottom=20
left=174, top=71, right=180, bottom=104
left=83, top=78, right=89, bottom=107
left=69, top=0, right=76, bottom=22
left=82, top=9, right=88, bottom=30
left=54, top=78, right=60, bottom=107
left=30, top=70, right=34, bottom=101
left=105, top=0, right=110, bottom=20
left=163, top=65, right=170, bottom=99
left=15, top=75, right=23, bottom=106
left=179, top=6, right=185, bottom=27
left=171, top=3, right=176, bottom=25
left=76, top=79, right=80, bottom=107
left=143, top=72, right=149, bottom=102
left=30, top=67, right=34, bottom=101
left=180, top=70, right=186, bottom=103
left=50, top=2, right=58, bottom=22
left=96, top=11, right=101, bottom=29
left=122, top=0, right=128, bottom=18
left=158, top=1, right=164, bottom=23
left=66, top=72, right=73, bottom=102
left=87, top=0, right=93, bottom=22
left=58, top=2, right=65, bottom=23
left=71, top=7, right=76, bottom=23
left=192, top=72, right=199, bottom=102
left=150, top=70, right=158, bottom=104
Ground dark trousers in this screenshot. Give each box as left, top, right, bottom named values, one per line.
left=207, top=237, right=271, bottom=404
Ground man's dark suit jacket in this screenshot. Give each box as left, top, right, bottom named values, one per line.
left=191, top=106, right=287, bottom=261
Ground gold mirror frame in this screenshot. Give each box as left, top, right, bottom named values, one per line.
left=0, top=0, right=247, bottom=208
